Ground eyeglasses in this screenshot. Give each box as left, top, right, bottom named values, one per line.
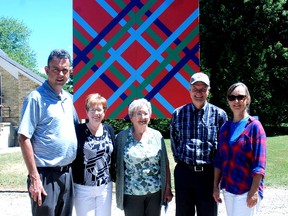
left=191, top=87, right=208, bottom=93
left=134, top=111, right=149, bottom=118
left=88, top=109, right=104, bottom=114
left=227, top=95, right=246, bottom=101
left=50, top=67, right=70, bottom=75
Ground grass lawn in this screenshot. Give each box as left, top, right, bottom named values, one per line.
left=264, top=135, right=288, bottom=187
left=0, top=151, right=27, bottom=191
left=0, top=135, right=287, bottom=191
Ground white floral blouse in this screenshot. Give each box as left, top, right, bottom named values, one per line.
left=123, top=128, right=161, bottom=195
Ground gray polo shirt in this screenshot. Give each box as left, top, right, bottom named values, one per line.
left=18, top=80, right=78, bottom=167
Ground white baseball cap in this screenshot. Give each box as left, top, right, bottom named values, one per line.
left=190, top=72, right=210, bottom=86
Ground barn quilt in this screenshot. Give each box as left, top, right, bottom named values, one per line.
left=73, top=0, right=199, bottom=119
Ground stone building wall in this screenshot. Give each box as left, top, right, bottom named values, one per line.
left=0, top=67, right=40, bottom=126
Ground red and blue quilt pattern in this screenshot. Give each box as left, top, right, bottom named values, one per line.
left=73, top=0, right=199, bottom=119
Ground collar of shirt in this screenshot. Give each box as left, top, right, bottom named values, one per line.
left=43, top=80, right=68, bottom=101
left=191, top=102, right=207, bottom=117
left=191, top=101, right=207, bottom=111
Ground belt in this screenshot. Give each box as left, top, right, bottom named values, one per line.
left=37, top=164, right=71, bottom=172
left=178, top=162, right=213, bottom=172
left=76, top=179, right=110, bottom=186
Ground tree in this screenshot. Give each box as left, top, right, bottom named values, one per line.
left=63, top=72, right=74, bottom=94
left=200, top=0, right=288, bottom=128
left=0, top=16, right=38, bottom=72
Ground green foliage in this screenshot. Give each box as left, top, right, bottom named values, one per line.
left=149, top=118, right=171, bottom=138
left=104, top=119, right=131, bottom=134
left=64, top=72, right=74, bottom=94
left=200, top=0, right=288, bottom=126
left=0, top=16, right=38, bottom=72
left=103, top=118, right=171, bottom=138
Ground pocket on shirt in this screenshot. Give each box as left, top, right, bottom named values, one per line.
left=206, top=126, right=218, bottom=142
left=241, top=135, right=253, bottom=152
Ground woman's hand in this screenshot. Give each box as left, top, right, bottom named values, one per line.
left=247, top=191, right=258, bottom=208
left=213, top=186, right=222, bottom=203
left=213, top=168, right=222, bottom=203
left=164, top=186, right=173, bottom=202
left=247, top=174, right=262, bottom=208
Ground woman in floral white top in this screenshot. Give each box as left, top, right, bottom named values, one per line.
left=115, top=98, right=173, bottom=216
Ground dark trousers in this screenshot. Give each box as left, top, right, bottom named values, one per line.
left=174, top=162, right=217, bottom=216
left=123, top=190, right=161, bottom=216
left=28, top=167, right=74, bottom=216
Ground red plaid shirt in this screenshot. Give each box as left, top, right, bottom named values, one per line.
left=214, top=117, right=267, bottom=198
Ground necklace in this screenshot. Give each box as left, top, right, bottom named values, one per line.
left=86, top=123, right=102, bottom=136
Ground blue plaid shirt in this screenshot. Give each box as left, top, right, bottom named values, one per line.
left=170, top=102, right=227, bottom=165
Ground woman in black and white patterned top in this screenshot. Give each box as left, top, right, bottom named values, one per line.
left=72, top=93, right=115, bottom=216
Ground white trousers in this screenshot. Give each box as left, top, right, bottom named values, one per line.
left=223, top=190, right=261, bottom=216
left=73, top=182, right=112, bottom=216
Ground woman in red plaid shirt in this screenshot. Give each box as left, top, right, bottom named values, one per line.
left=213, top=82, right=267, bottom=216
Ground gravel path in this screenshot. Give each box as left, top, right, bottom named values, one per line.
left=0, top=187, right=287, bottom=216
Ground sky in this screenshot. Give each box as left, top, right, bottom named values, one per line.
left=0, top=0, right=72, bottom=73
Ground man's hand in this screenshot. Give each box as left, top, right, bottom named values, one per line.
left=29, top=174, right=47, bottom=206
left=164, top=186, right=173, bottom=203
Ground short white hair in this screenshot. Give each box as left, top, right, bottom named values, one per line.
left=128, top=98, right=152, bottom=118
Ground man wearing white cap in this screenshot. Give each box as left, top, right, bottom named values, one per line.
left=170, top=72, right=228, bottom=216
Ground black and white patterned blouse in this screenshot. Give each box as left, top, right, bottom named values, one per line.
left=72, top=123, right=115, bottom=186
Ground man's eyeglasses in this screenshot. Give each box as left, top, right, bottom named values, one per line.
left=227, top=95, right=246, bottom=101
left=191, top=87, right=208, bottom=93
left=50, top=67, right=69, bottom=74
